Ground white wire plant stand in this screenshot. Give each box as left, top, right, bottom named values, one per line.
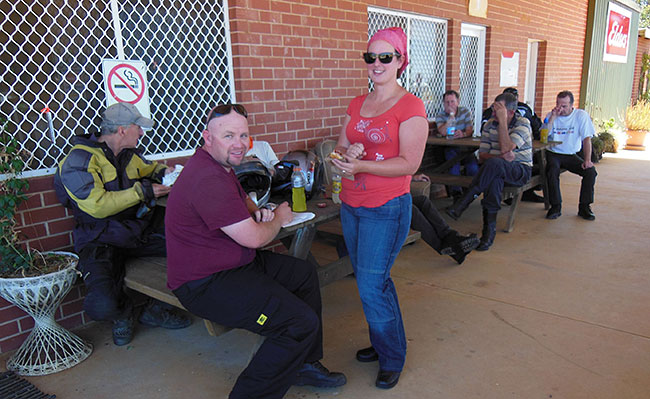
left=0, top=252, right=93, bottom=376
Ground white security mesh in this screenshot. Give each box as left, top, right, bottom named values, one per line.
left=459, top=25, right=486, bottom=135
left=459, top=35, right=480, bottom=120
left=367, top=7, right=447, bottom=120
left=0, top=0, right=233, bottom=176
left=118, top=0, right=233, bottom=156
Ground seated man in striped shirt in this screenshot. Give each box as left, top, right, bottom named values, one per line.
left=445, top=92, right=533, bottom=251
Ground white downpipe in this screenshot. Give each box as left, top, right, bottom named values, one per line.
left=110, top=0, right=125, bottom=59
left=223, top=0, right=237, bottom=102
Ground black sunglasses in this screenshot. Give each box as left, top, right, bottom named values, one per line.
left=362, top=52, right=401, bottom=64
left=206, top=103, right=248, bottom=125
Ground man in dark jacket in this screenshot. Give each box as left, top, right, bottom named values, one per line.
left=55, top=103, right=190, bottom=346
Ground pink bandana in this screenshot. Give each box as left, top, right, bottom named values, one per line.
left=367, top=27, right=408, bottom=76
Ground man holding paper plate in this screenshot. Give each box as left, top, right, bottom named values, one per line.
left=165, top=103, right=346, bottom=399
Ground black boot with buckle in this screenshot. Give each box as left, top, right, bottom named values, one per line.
left=113, top=315, right=134, bottom=346
left=440, top=231, right=480, bottom=264
left=476, top=210, right=497, bottom=251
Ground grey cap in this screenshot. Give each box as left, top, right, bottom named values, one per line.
left=101, top=103, right=153, bottom=129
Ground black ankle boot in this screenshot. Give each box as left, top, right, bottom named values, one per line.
left=445, top=187, right=479, bottom=220
left=440, top=231, right=480, bottom=264
left=476, top=210, right=497, bottom=251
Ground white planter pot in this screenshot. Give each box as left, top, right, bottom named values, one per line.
left=0, top=251, right=93, bottom=376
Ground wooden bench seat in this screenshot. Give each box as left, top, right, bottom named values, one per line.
left=425, top=173, right=546, bottom=233
left=124, top=257, right=231, bottom=337
left=124, top=230, right=421, bottom=337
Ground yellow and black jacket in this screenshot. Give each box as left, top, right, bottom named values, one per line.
left=54, top=134, right=167, bottom=251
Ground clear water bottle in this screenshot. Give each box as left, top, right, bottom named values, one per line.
left=291, top=166, right=307, bottom=212
left=446, top=112, right=456, bottom=139
left=331, top=173, right=342, bottom=204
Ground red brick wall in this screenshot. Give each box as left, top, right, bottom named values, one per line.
left=477, top=0, right=589, bottom=116
left=632, top=33, right=650, bottom=102
left=1, top=0, right=591, bottom=353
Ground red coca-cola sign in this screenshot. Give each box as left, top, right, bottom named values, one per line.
left=603, top=2, right=632, bottom=63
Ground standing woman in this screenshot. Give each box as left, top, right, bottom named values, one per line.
left=331, top=27, right=428, bottom=389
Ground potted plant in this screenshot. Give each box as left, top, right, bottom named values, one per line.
left=0, top=116, right=92, bottom=376
left=623, top=100, right=650, bottom=151
left=588, top=118, right=624, bottom=162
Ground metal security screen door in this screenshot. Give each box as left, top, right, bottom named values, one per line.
left=367, top=7, right=447, bottom=119
left=0, top=0, right=234, bottom=176
left=459, top=23, right=485, bottom=135
left=524, top=40, right=540, bottom=110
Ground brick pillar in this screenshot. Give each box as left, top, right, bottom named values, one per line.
left=446, top=19, right=461, bottom=91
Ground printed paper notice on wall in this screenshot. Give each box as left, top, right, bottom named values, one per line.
left=468, top=0, right=487, bottom=18
left=603, top=1, right=631, bottom=63
left=499, top=51, right=519, bottom=87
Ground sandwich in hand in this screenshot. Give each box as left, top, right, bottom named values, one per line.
left=329, top=151, right=345, bottom=161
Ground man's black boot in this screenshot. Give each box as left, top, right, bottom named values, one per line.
left=521, top=189, right=545, bottom=203
left=139, top=301, right=192, bottom=329
left=440, top=231, right=480, bottom=264
left=546, top=204, right=561, bottom=219
left=476, top=210, right=497, bottom=251
left=295, top=361, right=347, bottom=387
left=446, top=187, right=479, bottom=221
left=113, top=315, right=134, bottom=346
left=578, top=203, right=595, bottom=220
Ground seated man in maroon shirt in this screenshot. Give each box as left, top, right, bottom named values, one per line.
left=164, top=104, right=346, bottom=399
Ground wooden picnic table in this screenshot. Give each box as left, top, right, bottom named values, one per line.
left=424, top=135, right=559, bottom=232
left=125, top=194, right=420, bottom=337
left=153, top=194, right=418, bottom=286
left=125, top=196, right=344, bottom=337
left=155, top=195, right=343, bottom=278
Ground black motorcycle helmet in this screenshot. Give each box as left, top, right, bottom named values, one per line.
left=271, top=150, right=323, bottom=200
left=233, top=159, right=272, bottom=207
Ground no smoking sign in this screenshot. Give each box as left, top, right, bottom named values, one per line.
left=102, top=59, right=151, bottom=120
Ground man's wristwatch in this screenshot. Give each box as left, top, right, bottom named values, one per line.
left=261, top=202, right=277, bottom=211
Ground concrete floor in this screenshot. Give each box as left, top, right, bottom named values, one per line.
left=3, top=151, right=650, bottom=399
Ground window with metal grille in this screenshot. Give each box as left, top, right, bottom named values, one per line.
left=367, top=7, right=447, bottom=120
left=460, top=24, right=486, bottom=135
left=0, top=0, right=234, bottom=177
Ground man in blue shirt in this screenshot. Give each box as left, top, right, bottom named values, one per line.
left=434, top=90, right=479, bottom=200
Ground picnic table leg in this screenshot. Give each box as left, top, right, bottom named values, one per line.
left=284, top=224, right=318, bottom=260
left=539, top=148, right=551, bottom=210
left=504, top=190, right=524, bottom=233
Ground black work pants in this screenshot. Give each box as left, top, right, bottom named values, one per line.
left=173, top=251, right=323, bottom=399
left=546, top=151, right=597, bottom=206
left=472, top=158, right=531, bottom=213
left=411, top=195, right=451, bottom=253
left=78, top=233, right=166, bottom=322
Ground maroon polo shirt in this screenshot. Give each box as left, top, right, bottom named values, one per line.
left=165, top=148, right=255, bottom=290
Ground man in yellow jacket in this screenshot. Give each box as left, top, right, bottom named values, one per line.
left=55, top=103, right=190, bottom=346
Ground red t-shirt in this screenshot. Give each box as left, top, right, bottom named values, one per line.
left=341, top=92, right=427, bottom=208
left=165, top=148, right=255, bottom=290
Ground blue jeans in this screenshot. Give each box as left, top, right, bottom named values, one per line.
left=340, top=194, right=411, bottom=372
left=445, top=147, right=479, bottom=195
left=471, top=158, right=531, bottom=213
